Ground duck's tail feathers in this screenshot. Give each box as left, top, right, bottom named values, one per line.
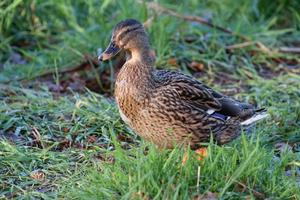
left=241, top=109, right=269, bottom=126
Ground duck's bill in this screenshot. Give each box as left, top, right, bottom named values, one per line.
left=98, top=41, right=121, bottom=61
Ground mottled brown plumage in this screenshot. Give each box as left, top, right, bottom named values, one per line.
left=99, top=19, right=267, bottom=149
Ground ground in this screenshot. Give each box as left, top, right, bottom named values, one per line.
left=0, top=0, right=300, bottom=199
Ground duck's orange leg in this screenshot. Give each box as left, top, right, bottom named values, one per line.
left=195, top=147, right=208, bottom=161
left=182, top=147, right=208, bottom=165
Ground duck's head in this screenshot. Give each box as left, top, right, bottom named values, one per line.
left=98, top=19, right=150, bottom=62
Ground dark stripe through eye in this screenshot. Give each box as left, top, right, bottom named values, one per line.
left=117, top=26, right=142, bottom=41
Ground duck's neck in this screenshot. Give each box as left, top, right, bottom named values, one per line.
left=128, top=47, right=155, bottom=67
left=117, top=47, right=155, bottom=90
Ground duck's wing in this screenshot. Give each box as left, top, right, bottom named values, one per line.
left=154, top=70, right=255, bottom=120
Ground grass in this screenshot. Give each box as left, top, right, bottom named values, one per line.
left=1, top=0, right=300, bottom=199
left=61, top=137, right=299, bottom=199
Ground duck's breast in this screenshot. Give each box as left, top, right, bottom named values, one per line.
left=115, top=78, right=145, bottom=126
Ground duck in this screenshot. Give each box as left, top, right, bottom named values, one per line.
left=98, top=19, right=267, bottom=150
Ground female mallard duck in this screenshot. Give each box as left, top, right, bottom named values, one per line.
left=99, top=19, right=267, bottom=150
